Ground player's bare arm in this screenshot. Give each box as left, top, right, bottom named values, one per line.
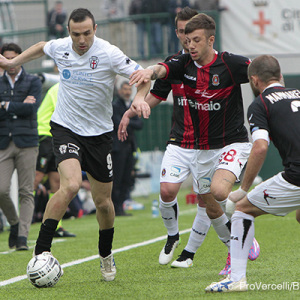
left=130, top=81, right=151, bottom=118
left=0, top=41, right=46, bottom=70
left=129, top=65, right=167, bottom=87
left=118, top=94, right=162, bottom=142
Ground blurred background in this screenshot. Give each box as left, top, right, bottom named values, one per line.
left=1, top=0, right=300, bottom=196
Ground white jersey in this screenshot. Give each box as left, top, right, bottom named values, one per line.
left=43, top=36, right=142, bottom=136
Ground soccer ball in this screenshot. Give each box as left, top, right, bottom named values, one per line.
left=27, top=252, right=63, bottom=288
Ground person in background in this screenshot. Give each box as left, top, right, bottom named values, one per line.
left=0, top=43, right=42, bottom=250
left=206, top=55, right=300, bottom=292
left=129, top=0, right=146, bottom=59
left=47, top=1, right=67, bottom=40
left=34, top=82, right=76, bottom=237
left=112, top=81, right=143, bottom=216
left=168, top=0, right=190, bottom=54
left=103, top=0, right=127, bottom=49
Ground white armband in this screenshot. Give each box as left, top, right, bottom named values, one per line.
left=251, top=129, right=270, bottom=145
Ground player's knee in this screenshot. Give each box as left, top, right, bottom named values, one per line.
left=95, top=197, right=113, bottom=215
left=160, top=186, right=176, bottom=202
left=210, top=184, right=228, bottom=202
left=62, top=181, right=81, bottom=200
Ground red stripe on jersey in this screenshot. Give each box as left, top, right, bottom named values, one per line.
left=172, top=83, right=195, bottom=148
left=150, top=91, right=167, bottom=101
left=196, top=67, right=210, bottom=148
left=158, top=63, right=169, bottom=80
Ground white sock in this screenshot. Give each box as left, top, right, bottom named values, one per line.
left=230, top=210, right=254, bottom=282
left=185, top=206, right=211, bottom=254
left=211, top=213, right=231, bottom=251
left=159, top=195, right=179, bottom=236
left=218, top=199, right=227, bottom=213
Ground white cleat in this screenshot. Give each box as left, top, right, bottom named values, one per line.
left=159, top=238, right=179, bottom=265
left=171, top=257, right=193, bottom=268
left=100, top=253, right=116, bottom=281
left=205, top=277, right=247, bottom=293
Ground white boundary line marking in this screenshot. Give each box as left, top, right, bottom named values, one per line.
left=0, top=228, right=192, bottom=287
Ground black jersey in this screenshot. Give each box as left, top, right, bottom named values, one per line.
left=248, top=85, right=300, bottom=185
left=150, top=51, right=198, bottom=149
left=160, top=52, right=250, bottom=149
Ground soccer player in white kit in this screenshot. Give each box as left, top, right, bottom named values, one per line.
left=0, top=8, right=150, bottom=282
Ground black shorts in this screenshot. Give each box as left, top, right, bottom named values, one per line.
left=36, top=136, right=57, bottom=174
left=50, top=121, right=113, bottom=182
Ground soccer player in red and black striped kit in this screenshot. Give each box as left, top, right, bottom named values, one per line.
left=119, top=11, right=260, bottom=272
left=124, top=12, right=261, bottom=270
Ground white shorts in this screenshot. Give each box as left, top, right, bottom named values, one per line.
left=248, top=172, right=300, bottom=216
left=160, top=143, right=252, bottom=195
left=196, top=142, right=252, bottom=194
left=160, top=144, right=198, bottom=191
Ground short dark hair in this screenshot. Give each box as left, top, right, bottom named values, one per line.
left=1, top=43, right=22, bottom=55
left=175, top=7, right=199, bottom=29
left=248, top=55, right=281, bottom=83
left=185, top=13, right=216, bottom=39
left=68, top=8, right=95, bottom=28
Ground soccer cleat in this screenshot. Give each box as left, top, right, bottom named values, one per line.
left=100, top=253, right=116, bottom=281
left=159, top=235, right=180, bottom=265
left=171, top=250, right=194, bottom=268
left=54, top=227, right=76, bottom=238
left=205, top=276, right=247, bottom=293
left=248, top=238, right=260, bottom=261
left=219, top=252, right=231, bottom=275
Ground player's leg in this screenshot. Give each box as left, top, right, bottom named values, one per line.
left=34, top=158, right=82, bottom=255
left=159, top=145, right=193, bottom=265
left=87, top=174, right=116, bottom=281
left=171, top=195, right=211, bottom=268
left=47, top=171, right=76, bottom=238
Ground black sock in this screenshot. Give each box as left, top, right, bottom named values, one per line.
left=99, top=228, right=114, bottom=258
left=182, top=249, right=195, bottom=259
left=168, top=233, right=179, bottom=241
left=35, top=219, right=59, bottom=255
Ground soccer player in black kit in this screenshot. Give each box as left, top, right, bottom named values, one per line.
left=206, top=55, right=300, bottom=292
left=126, top=13, right=260, bottom=273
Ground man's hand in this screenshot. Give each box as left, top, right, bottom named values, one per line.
left=23, top=96, right=36, bottom=104
left=129, top=69, right=153, bottom=87
left=118, top=113, right=130, bottom=141
left=131, top=95, right=150, bottom=118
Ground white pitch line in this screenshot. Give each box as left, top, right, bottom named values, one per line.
left=0, top=228, right=192, bottom=287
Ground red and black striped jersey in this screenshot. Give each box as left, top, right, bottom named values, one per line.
left=150, top=50, right=198, bottom=149
left=159, top=51, right=250, bottom=149
left=248, top=85, right=300, bottom=185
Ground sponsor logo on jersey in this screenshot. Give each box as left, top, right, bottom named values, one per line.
left=199, top=177, right=211, bottom=189
left=39, top=157, right=47, bottom=168
left=162, top=168, right=166, bottom=177
left=212, top=74, right=220, bottom=86
left=126, top=57, right=131, bottom=64
left=68, top=143, right=80, bottom=156
left=62, top=69, right=71, bottom=79
left=59, top=144, right=67, bottom=154
left=89, top=56, right=99, bottom=69
left=170, top=166, right=181, bottom=177
left=184, top=74, right=196, bottom=81
left=178, top=97, right=221, bottom=111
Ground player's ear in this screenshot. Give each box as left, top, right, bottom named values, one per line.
left=208, top=35, right=215, bottom=46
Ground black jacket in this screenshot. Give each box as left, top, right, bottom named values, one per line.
left=112, top=96, right=143, bottom=152
left=0, top=68, right=42, bottom=149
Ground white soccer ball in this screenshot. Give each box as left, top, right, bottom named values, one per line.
left=27, top=252, right=63, bottom=288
